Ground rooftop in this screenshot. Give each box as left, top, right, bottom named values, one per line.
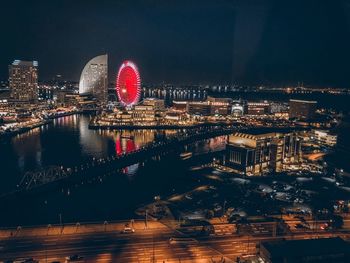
left=11, top=60, right=38, bottom=67
left=290, top=99, right=317, bottom=104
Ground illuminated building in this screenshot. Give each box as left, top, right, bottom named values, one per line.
left=9, top=60, right=38, bottom=103
left=231, top=104, right=244, bottom=116
left=142, top=98, right=165, bottom=111
left=231, top=99, right=245, bottom=117
left=225, top=130, right=302, bottom=176
left=116, top=60, right=141, bottom=107
left=313, top=129, right=337, bottom=147
left=165, top=110, right=187, bottom=121
left=207, top=96, right=232, bottom=115
left=53, top=90, right=72, bottom=106
left=187, top=101, right=211, bottom=116
left=38, top=85, right=54, bottom=101
left=269, top=102, right=289, bottom=114
left=173, top=98, right=232, bottom=116
left=79, top=54, right=108, bottom=103
left=172, top=101, right=188, bottom=111
left=289, top=99, right=317, bottom=120
left=132, top=105, right=156, bottom=124
left=246, top=102, right=270, bottom=115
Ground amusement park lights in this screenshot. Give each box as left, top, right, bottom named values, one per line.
left=116, top=60, right=141, bottom=107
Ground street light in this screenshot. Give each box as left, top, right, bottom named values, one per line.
left=104, top=221, right=108, bottom=231
left=75, top=222, right=80, bottom=232
left=47, top=224, right=51, bottom=235
left=59, top=213, right=63, bottom=234
left=16, top=226, right=22, bottom=236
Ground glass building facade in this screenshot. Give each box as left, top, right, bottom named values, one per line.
left=79, top=54, right=108, bottom=104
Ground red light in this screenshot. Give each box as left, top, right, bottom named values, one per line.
left=115, top=139, right=122, bottom=156
left=126, top=139, right=136, bottom=153
left=116, top=61, right=141, bottom=106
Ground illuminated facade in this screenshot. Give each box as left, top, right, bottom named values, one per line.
left=79, top=54, right=108, bottom=103
left=173, top=97, right=235, bottom=116
left=142, top=98, right=165, bottom=111
left=231, top=104, right=244, bottom=116
left=207, top=96, right=232, bottom=115
left=132, top=105, right=157, bottom=124
left=187, top=101, right=211, bottom=116
left=116, top=60, right=141, bottom=106
left=9, top=60, right=38, bottom=102
left=225, top=131, right=302, bottom=176
left=313, top=129, right=337, bottom=147
left=172, top=101, right=188, bottom=111
left=247, top=102, right=270, bottom=115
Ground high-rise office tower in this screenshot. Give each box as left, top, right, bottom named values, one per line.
left=79, top=54, right=108, bottom=104
left=9, top=60, right=38, bottom=102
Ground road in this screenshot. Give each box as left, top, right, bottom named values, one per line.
left=1, top=220, right=350, bottom=263
left=0, top=221, right=228, bottom=263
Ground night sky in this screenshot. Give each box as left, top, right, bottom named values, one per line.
left=1, top=0, right=350, bottom=86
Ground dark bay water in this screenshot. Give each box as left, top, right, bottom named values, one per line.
left=0, top=114, right=225, bottom=226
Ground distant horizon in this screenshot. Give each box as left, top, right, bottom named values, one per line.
left=2, top=1, right=350, bottom=87
left=1, top=75, right=350, bottom=90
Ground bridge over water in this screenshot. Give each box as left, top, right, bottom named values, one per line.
left=2, top=126, right=237, bottom=199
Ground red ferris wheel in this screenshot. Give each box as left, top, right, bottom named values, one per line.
left=116, top=60, right=141, bottom=106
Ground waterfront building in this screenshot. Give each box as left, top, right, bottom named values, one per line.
left=172, top=101, right=188, bottom=111
left=9, top=60, right=38, bottom=103
left=246, top=102, right=270, bottom=115
left=173, top=98, right=232, bottom=116
left=132, top=105, right=157, bottom=124
left=38, top=85, right=54, bottom=101
left=53, top=90, right=70, bottom=106
left=142, top=98, right=165, bottom=111
left=289, top=99, right=317, bottom=120
left=187, top=101, right=211, bottom=116
left=164, top=110, right=187, bottom=122
left=207, top=96, right=232, bottom=115
left=98, top=109, right=133, bottom=126
left=224, top=130, right=302, bottom=176
left=231, top=100, right=245, bottom=117
left=79, top=54, right=108, bottom=104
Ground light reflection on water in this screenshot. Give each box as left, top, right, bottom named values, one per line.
left=0, top=114, right=230, bottom=226
left=0, top=114, right=227, bottom=192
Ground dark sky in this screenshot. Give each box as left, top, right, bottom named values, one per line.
left=1, top=0, right=350, bottom=87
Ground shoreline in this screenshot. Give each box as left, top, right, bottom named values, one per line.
left=89, top=121, right=233, bottom=130
left=0, top=111, right=80, bottom=139
left=0, top=119, right=52, bottom=138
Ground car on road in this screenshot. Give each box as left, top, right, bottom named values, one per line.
left=122, top=226, right=135, bottom=233
left=169, top=237, right=197, bottom=244
left=320, top=222, right=330, bottom=230
left=65, top=255, right=83, bottom=262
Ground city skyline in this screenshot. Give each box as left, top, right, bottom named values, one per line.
left=1, top=0, right=350, bottom=87
left=1, top=2, right=350, bottom=262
